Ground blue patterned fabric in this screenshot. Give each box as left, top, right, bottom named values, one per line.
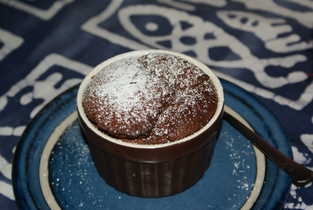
left=0, top=0, right=312, bottom=209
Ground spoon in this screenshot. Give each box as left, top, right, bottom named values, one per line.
left=223, top=106, right=313, bottom=187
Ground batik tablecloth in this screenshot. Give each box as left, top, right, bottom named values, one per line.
left=0, top=0, right=313, bottom=209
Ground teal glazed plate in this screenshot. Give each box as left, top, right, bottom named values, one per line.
left=13, top=79, right=291, bottom=210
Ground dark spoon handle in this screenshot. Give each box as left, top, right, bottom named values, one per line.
left=224, top=108, right=313, bottom=187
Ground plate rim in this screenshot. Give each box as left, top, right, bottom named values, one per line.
left=12, top=78, right=292, bottom=210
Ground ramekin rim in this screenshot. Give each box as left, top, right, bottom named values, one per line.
left=77, top=49, right=224, bottom=149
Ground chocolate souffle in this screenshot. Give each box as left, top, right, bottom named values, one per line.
left=82, top=53, right=218, bottom=144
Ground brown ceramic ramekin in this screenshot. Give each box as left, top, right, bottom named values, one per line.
left=77, top=50, right=224, bottom=197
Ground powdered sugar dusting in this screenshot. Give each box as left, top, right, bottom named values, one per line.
left=89, top=58, right=156, bottom=114
left=83, top=53, right=218, bottom=143
left=83, top=56, right=169, bottom=138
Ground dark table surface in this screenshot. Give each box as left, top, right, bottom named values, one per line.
left=0, top=0, right=313, bottom=209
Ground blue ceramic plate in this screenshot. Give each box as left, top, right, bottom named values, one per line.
left=13, top=79, right=291, bottom=210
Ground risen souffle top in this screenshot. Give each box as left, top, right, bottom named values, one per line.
left=82, top=53, right=218, bottom=144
